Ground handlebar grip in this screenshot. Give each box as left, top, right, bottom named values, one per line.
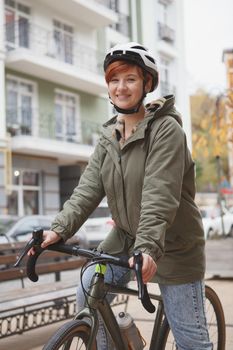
left=26, top=246, right=44, bottom=282
left=133, top=250, right=155, bottom=314
left=14, top=228, right=44, bottom=268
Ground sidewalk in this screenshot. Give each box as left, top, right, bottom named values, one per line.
left=1, top=238, right=233, bottom=349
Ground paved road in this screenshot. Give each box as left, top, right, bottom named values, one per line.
left=205, top=236, right=233, bottom=279
left=1, top=237, right=233, bottom=349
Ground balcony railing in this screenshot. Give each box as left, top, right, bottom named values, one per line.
left=109, top=12, right=131, bottom=37
left=5, top=21, right=105, bottom=75
left=6, top=108, right=103, bottom=146
left=95, top=1, right=131, bottom=36
left=95, top=0, right=119, bottom=11
left=158, top=0, right=174, bottom=6
left=158, top=22, right=175, bottom=44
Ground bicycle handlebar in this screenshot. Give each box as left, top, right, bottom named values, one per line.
left=14, top=228, right=155, bottom=313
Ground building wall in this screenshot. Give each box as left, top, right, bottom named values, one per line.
left=136, top=0, right=192, bottom=148
left=1, top=0, right=192, bottom=216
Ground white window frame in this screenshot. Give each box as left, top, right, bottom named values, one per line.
left=9, top=169, right=42, bottom=216
left=52, top=18, right=74, bottom=64
left=159, top=55, right=174, bottom=96
left=6, top=74, right=38, bottom=136
left=54, top=89, right=81, bottom=143
left=5, top=0, right=31, bottom=50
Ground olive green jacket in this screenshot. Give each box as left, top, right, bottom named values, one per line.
left=51, top=95, right=205, bottom=284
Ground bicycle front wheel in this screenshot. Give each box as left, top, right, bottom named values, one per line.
left=42, top=319, right=97, bottom=350
left=157, top=285, right=226, bottom=350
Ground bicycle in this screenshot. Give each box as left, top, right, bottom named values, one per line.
left=15, top=228, right=226, bottom=350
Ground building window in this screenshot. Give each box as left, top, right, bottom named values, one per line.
left=7, top=170, right=41, bottom=216
left=55, top=90, right=81, bottom=143
left=6, top=76, right=36, bottom=136
left=159, top=56, right=173, bottom=96
left=5, top=0, right=30, bottom=50
left=53, top=19, right=73, bottom=64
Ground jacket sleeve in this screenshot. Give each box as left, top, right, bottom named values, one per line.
left=51, top=143, right=106, bottom=241
left=134, top=116, right=186, bottom=261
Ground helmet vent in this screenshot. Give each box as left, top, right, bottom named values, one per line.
left=125, top=51, right=140, bottom=58
left=145, top=55, right=155, bottom=63
left=112, top=50, right=123, bottom=55
left=131, top=45, right=147, bottom=51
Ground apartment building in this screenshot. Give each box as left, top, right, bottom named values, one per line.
left=0, top=0, right=190, bottom=216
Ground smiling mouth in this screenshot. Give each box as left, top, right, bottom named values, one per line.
left=117, top=95, right=130, bottom=100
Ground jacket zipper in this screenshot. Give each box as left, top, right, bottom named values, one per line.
left=102, top=135, right=133, bottom=234
left=118, top=151, right=133, bottom=235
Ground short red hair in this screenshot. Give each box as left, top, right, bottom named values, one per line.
left=105, top=60, right=144, bottom=84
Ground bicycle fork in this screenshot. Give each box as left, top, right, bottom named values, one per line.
left=149, top=296, right=165, bottom=350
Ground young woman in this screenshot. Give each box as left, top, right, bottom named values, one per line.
left=29, top=42, right=212, bottom=349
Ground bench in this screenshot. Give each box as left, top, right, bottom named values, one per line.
left=0, top=241, right=129, bottom=339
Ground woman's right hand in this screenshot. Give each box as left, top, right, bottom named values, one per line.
left=28, top=230, right=61, bottom=256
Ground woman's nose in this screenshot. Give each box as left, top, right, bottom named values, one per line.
left=117, top=79, right=127, bottom=90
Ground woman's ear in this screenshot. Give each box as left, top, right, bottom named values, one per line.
left=145, top=74, right=153, bottom=93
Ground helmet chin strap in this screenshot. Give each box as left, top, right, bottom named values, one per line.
left=111, top=93, right=146, bottom=114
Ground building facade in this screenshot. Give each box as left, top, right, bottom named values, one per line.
left=0, top=0, right=190, bottom=216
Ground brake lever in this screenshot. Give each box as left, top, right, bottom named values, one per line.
left=133, top=250, right=155, bottom=313
left=14, top=228, right=44, bottom=267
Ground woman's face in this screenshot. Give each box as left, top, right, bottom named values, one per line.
left=108, top=65, right=145, bottom=111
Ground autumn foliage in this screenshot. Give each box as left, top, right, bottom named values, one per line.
left=191, top=89, right=233, bottom=191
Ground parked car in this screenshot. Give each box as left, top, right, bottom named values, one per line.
left=0, top=215, right=53, bottom=244
left=200, top=205, right=233, bottom=238
left=81, top=200, right=115, bottom=249
left=214, top=209, right=233, bottom=237
left=228, top=206, right=233, bottom=214
left=0, top=215, right=89, bottom=248
left=200, top=207, right=218, bottom=239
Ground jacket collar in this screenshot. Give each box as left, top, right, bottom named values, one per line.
left=101, top=94, right=179, bottom=148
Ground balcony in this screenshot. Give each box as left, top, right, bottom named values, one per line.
left=158, top=0, right=174, bottom=6
left=38, top=0, right=118, bottom=28
left=5, top=22, right=107, bottom=95
left=109, top=12, right=131, bottom=37
left=6, top=108, right=104, bottom=164
left=158, top=22, right=175, bottom=44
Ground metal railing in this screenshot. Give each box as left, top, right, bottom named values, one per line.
left=109, top=12, right=131, bottom=37
left=158, top=22, right=175, bottom=44
left=158, top=0, right=174, bottom=6
left=6, top=108, right=103, bottom=146
left=95, top=1, right=131, bottom=37
left=5, top=21, right=105, bottom=75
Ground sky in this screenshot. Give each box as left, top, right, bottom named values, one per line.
left=183, top=0, right=233, bottom=95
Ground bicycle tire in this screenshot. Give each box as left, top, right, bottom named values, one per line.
left=42, top=319, right=97, bottom=350
left=157, top=285, right=226, bottom=350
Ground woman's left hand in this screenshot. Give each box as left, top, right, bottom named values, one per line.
left=128, top=252, right=157, bottom=284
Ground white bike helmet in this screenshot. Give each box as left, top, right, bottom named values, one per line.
left=104, top=42, right=159, bottom=92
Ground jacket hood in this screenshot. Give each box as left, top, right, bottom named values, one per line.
left=145, top=95, right=183, bottom=127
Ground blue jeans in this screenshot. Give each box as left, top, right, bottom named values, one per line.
left=160, top=282, right=212, bottom=350
left=77, top=263, right=212, bottom=350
